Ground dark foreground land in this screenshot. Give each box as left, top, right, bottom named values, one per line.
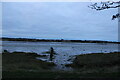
left=2, top=51, right=120, bottom=79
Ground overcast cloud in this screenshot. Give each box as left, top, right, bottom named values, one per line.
left=2, top=2, right=118, bottom=41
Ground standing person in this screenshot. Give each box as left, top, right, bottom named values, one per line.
left=50, top=47, right=54, bottom=61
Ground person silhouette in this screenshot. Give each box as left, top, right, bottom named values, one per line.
left=50, top=47, right=54, bottom=61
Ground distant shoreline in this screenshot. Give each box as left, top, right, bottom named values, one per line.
left=1, top=37, right=120, bottom=44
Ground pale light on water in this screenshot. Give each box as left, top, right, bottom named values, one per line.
left=2, top=41, right=119, bottom=70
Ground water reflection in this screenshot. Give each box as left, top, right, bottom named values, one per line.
left=2, top=41, right=119, bottom=70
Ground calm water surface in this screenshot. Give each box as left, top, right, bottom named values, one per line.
left=2, top=41, right=119, bottom=70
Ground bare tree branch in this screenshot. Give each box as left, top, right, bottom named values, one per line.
left=88, top=1, right=120, bottom=10
left=88, top=1, right=120, bottom=20
left=112, top=13, right=120, bottom=20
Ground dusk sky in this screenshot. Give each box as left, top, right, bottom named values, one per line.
left=2, top=2, right=118, bottom=41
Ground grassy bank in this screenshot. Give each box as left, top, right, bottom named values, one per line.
left=2, top=51, right=120, bottom=79
left=2, top=51, right=55, bottom=72
left=65, top=52, right=120, bottom=73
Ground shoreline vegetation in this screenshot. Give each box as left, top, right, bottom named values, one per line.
left=2, top=50, right=56, bottom=71
left=1, top=37, right=120, bottom=44
left=2, top=50, right=120, bottom=78
left=65, top=52, right=120, bottom=69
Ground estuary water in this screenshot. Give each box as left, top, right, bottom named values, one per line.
left=2, top=41, right=119, bottom=70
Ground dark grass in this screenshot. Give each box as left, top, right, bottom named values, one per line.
left=2, top=71, right=120, bottom=78
left=65, top=52, right=120, bottom=74
left=2, top=51, right=55, bottom=71
left=2, top=51, right=120, bottom=78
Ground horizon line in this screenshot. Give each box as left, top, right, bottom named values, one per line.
left=1, top=37, right=119, bottom=42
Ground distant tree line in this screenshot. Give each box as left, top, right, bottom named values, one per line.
left=1, top=37, right=119, bottom=44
